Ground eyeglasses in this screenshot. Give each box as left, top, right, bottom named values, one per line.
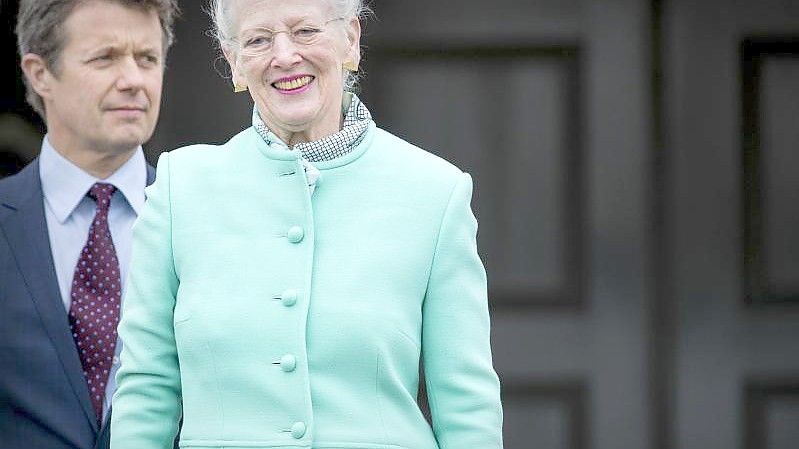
left=233, top=17, right=345, bottom=57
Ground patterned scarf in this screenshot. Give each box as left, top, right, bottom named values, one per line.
left=252, top=93, right=372, bottom=162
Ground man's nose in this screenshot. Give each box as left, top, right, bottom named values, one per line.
left=115, top=55, right=146, bottom=91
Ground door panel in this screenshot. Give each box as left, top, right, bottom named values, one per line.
left=755, top=55, right=799, bottom=301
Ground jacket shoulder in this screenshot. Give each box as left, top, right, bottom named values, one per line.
left=370, top=127, right=466, bottom=184
left=155, top=128, right=255, bottom=179
left=164, top=127, right=257, bottom=167
left=0, top=161, right=40, bottom=206
left=0, top=173, right=18, bottom=196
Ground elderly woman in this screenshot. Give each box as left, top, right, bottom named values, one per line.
left=110, top=0, right=503, bottom=448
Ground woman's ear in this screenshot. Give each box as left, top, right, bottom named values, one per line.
left=345, top=17, right=362, bottom=68
left=222, top=46, right=247, bottom=91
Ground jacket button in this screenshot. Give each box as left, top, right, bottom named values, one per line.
left=280, top=354, right=297, bottom=372
left=291, top=421, right=306, bottom=439
left=287, top=226, right=304, bottom=243
left=281, top=289, right=297, bottom=307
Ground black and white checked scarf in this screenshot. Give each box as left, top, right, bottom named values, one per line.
left=252, top=93, right=372, bottom=162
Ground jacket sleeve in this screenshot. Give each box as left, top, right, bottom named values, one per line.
left=422, top=172, right=504, bottom=448
left=111, top=152, right=181, bottom=448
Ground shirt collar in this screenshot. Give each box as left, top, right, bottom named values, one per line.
left=39, top=135, right=147, bottom=223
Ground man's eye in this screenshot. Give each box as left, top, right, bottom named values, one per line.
left=93, top=54, right=113, bottom=62
left=139, top=55, right=159, bottom=65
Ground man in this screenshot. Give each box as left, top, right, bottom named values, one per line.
left=0, top=1, right=178, bottom=448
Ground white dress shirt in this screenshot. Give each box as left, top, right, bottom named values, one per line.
left=39, top=136, right=146, bottom=420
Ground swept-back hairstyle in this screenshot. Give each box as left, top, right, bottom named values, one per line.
left=207, top=0, right=371, bottom=91
left=16, top=0, right=180, bottom=118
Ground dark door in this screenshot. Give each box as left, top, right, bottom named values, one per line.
left=665, top=1, right=799, bottom=448
left=361, top=1, right=655, bottom=448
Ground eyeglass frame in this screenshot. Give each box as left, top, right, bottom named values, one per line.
left=229, top=17, right=347, bottom=57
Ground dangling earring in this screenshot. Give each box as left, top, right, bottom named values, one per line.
left=341, top=91, right=353, bottom=115
left=233, top=81, right=248, bottom=93
left=343, top=59, right=358, bottom=72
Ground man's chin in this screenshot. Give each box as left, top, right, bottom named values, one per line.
left=101, top=135, right=148, bottom=155
left=106, top=125, right=154, bottom=151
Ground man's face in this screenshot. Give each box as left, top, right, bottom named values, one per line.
left=41, top=1, right=164, bottom=156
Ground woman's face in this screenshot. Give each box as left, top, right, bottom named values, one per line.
left=226, top=0, right=361, bottom=143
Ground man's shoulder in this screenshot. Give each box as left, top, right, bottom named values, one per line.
left=0, top=160, right=40, bottom=203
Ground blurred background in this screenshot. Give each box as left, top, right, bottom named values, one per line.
left=2, top=0, right=798, bottom=448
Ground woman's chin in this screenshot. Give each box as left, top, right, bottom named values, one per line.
left=267, top=108, right=339, bottom=139
left=273, top=116, right=315, bottom=132
left=268, top=102, right=316, bottom=124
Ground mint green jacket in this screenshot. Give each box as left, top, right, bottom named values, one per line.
left=110, top=122, right=503, bottom=449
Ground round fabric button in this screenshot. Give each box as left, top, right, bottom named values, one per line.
left=291, top=421, right=306, bottom=439
left=281, top=289, right=298, bottom=307
left=287, top=226, right=304, bottom=243
left=280, top=354, right=297, bottom=372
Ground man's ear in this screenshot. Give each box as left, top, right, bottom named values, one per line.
left=20, top=53, right=55, bottom=100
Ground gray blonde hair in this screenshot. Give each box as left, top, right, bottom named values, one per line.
left=207, top=0, right=370, bottom=91
left=16, top=0, right=180, bottom=119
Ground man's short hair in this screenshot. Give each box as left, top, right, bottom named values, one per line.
left=16, top=0, right=180, bottom=118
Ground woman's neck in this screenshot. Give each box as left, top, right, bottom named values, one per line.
left=273, top=116, right=345, bottom=148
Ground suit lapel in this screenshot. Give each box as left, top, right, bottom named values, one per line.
left=146, top=163, right=156, bottom=186
left=0, top=161, right=99, bottom=434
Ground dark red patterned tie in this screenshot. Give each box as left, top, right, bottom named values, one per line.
left=68, top=183, right=122, bottom=425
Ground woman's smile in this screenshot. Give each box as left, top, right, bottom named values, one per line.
left=272, top=74, right=315, bottom=93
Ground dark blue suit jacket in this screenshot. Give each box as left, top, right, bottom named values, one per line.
left=0, top=160, right=154, bottom=449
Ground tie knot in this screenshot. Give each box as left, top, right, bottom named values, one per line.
left=88, top=183, right=116, bottom=210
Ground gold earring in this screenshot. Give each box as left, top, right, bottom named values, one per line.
left=233, top=81, right=248, bottom=93
left=343, top=60, right=358, bottom=72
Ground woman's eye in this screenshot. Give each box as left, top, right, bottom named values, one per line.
left=246, top=36, right=270, bottom=47
left=295, top=27, right=321, bottom=37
